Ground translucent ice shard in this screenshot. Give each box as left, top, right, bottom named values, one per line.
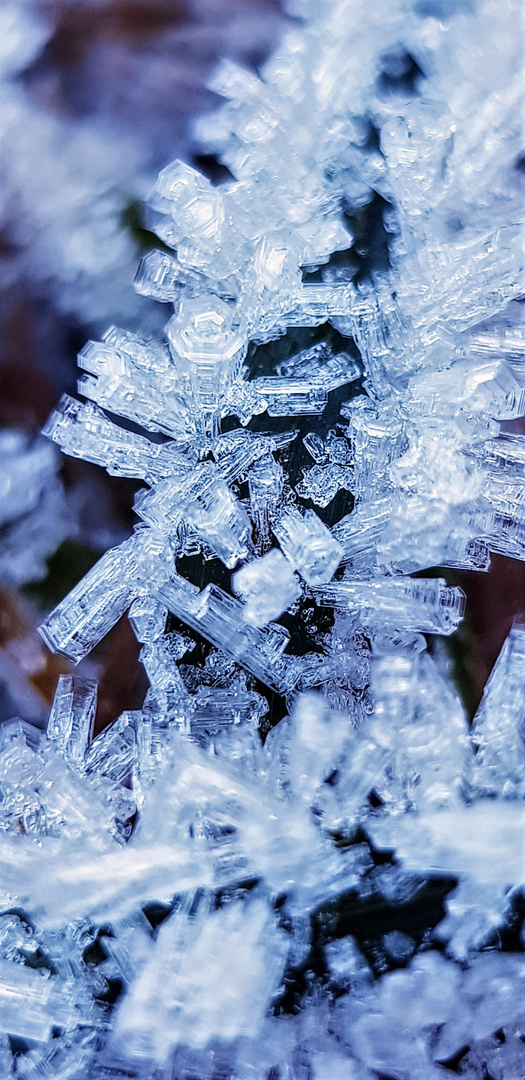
left=406, top=357, right=525, bottom=422
left=214, top=428, right=284, bottom=486
left=232, top=549, right=301, bottom=626
left=303, top=431, right=329, bottom=465
left=341, top=396, right=406, bottom=503
left=485, top=506, right=525, bottom=560
left=371, top=641, right=471, bottom=813
left=102, top=911, right=154, bottom=984
left=85, top=711, right=138, bottom=784
left=43, top=394, right=197, bottom=484
left=310, top=576, right=465, bottom=635
left=27, top=839, right=212, bottom=928
left=331, top=496, right=393, bottom=565
left=370, top=635, right=421, bottom=732
left=134, top=247, right=205, bottom=302
left=468, top=616, right=525, bottom=799
left=0, top=959, right=96, bottom=1042
left=388, top=420, right=482, bottom=505
left=150, top=159, right=225, bottom=258
left=112, top=896, right=289, bottom=1061
left=369, top=802, right=525, bottom=888
left=190, top=684, right=267, bottom=742
left=248, top=452, right=284, bottom=553
left=276, top=343, right=360, bottom=391
left=324, top=934, right=371, bottom=990
left=133, top=729, right=340, bottom=899
left=460, top=301, right=525, bottom=374
left=273, top=507, right=343, bottom=585
left=378, top=496, right=493, bottom=574
left=265, top=692, right=390, bottom=834
left=134, top=463, right=252, bottom=568
left=128, top=595, right=168, bottom=643
left=0, top=718, right=121, bottom=842
left=252, top=376, right=329, bottom=417
left=78, top=327, right=195, bottom=440
left=275, top=692, right=350, bottom=806
left=38, top=533, right=146, bottom=663
left=156, top=575, right=298, bottom=694
left=465, top=434, right=525, bottom=559
left=140, top=632, right=191, bottom=724
left=350, top=1010, right=436, bottom=1080
left=46, top=674, right=97, bottom=768
left=182, top=474, right=252, bottom=568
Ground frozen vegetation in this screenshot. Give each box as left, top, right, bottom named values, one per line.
left=0, top=0, right=524, bottom=1076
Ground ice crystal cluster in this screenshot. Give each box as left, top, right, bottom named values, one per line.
left=0, top=0, right=141, bottom=326
left=0, top=0, right=284, bottom=329
left=0, top=430, right=68, bottom=587
left=1, top=0, right=525, bottom=1077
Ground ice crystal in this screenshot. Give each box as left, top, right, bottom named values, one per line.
left=0, top=0, right=284, bottom=329
left=1, top=0, right=525, bottom=1076
left=0, top=430, right=68, bottom=586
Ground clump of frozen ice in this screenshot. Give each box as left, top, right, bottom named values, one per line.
left=1, top=0, right=524, bottom=1075
left=0, top=0, right=285, bottom=329
left=0, top=430, right=68, bottom=586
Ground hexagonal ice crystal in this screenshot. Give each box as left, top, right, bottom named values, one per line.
left=232, top=549, right=302, bottom=626
left=274, top=507, right=343, bottom=586
left=151, top=160, right=224, bottom=245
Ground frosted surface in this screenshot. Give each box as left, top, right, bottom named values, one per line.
left=0, top=432, right=68, bottom=587
left=2, top=0, right=525, bottom=1075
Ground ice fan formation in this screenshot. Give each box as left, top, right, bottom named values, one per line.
left=1, top=0, right=525, bottom=1077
